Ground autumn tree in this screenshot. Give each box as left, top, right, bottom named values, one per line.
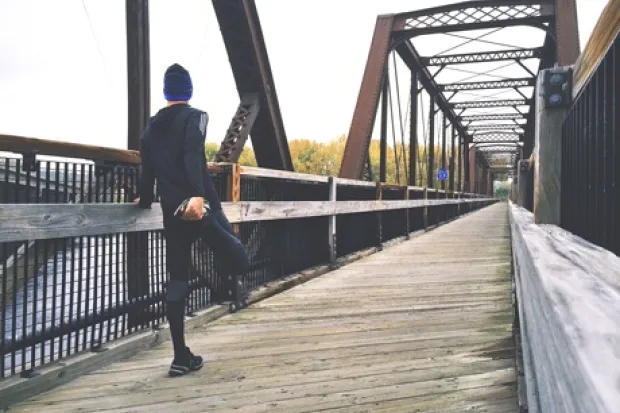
left=206, top=135, right=462, bottom=189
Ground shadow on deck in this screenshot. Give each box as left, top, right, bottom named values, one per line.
left=8, top=203, right=516, bottom=413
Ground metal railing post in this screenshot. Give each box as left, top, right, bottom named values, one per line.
left=328, top=177, right=338, bottom=268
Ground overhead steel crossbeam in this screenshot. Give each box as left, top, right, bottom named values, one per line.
left=460, top=113, right=527, bottom=121
left=468, top=124, right=525, bottom=131
left=476, top=144, right=522, bottom=152
left=452, top=99, right=531, bottom=109
left=438, top=78, right=535, bottom=91
left=472, top=132, right=523, bottom=142
left=422, top=47, right=545, bottom=66
left=392, top=0, right=555, bottom=37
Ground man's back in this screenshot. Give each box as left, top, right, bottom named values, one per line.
left=138, top=103, right=220, bottom=216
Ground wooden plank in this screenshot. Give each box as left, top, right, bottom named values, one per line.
left=7, top=203, right=515, bottom=413
left=573, top=0, right=620, bottom=95
left=0, top=134, right=140, bottom=164
left=510, top=203, right=620, bottom=413
left=0, top=199, right=496, bottom=243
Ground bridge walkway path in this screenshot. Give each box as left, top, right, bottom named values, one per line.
left=9, top=203, right=516, bottom=413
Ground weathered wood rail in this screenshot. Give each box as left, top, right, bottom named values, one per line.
left=0, top=197, right=490, bottom=243
left=510, top=203, right=620, bottom=413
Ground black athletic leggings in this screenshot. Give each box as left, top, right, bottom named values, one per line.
left=164, top=210, right=250, bottom=302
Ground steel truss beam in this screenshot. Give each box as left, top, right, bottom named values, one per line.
left=393, top=0, right=554, bottom=37
left=468, top=124, right=525, bottom=131
left=472, top=132, right=523, bottom=142
left=452, top=99, right=532, bottom=109
left=212, top=0, right=293, bottom=170
left=459, top=113, right=527, bottom=121
left=396, top=41, right=469, bottom=140
left=474, top=142, right=523, bottom=149
left=216, top=94, right=260, bottom=162
left=422, top=48, right=545, bottom=66
left=438, top=78, right=535, bottom=91
left=338, top=0, right=575, bottom=180
left=339, top=16, right=395, bottom=179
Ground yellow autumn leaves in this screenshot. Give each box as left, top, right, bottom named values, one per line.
left=207, top=135, right=461, bottom=187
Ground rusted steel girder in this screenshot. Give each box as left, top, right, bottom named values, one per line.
left=472, top=132, right=523, bottom=142
left=452, top=99, right=532, bottom=109
left=468, top=124, right=525, bottom=131
left=422, top=48, right=545, bottom=66
left=212, top=0, right=293, bottom=171
left=438, top=78, right=536, bottom=92
left=391, top=0, right=555, bottom=38
left=339, top=15, right=395, bottom=180
left=460, top=114, right=527, bottom=122
left=126, top=0, right=150, bottom=151
left=215, top=94, right=260, bottom=164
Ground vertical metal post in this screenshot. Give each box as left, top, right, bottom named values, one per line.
left=376, top=182, right=383, bottom=250
left=449, top=126, right=456, bottom=192
left=409, top=72, right=419, bottom=186
left=423, top=187, right=428, bottom=230
left=126, top=0, right=150, bottom=151
left=469, top=147, right=477, bottom=194
left=328, top=177, right=338, bottom=268
left=126, top=0, right=150, bottom=328
left=380, top=74, right=389, bottom=183
left=404, top=189, right=410, bottom=240
left=428, top=95, right=436, bottom=188
left=463, top=136, right=470, bottom=192
left=518, top=160, right=530, bottom=208
left=457, top=132, right=462, bottom=192
left=441, top=114, right=447, bottom=191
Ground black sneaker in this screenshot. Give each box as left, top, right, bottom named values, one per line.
left=168, top=347, right=204, bottom=377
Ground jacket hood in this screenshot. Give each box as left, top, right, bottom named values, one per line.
left=147, top=104, right=190, bottom=135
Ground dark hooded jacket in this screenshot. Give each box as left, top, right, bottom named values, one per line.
left=137, top=104, right=222, bottom=219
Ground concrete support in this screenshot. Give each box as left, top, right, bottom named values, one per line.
left=533, top=66, right=572, bottom=225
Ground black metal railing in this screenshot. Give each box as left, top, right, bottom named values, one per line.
left=561, top=32, right=619, bottom=256
left=1, top=154, right=493, bottom=379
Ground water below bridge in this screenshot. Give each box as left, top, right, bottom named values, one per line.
left=7, top=203, right=516, bottom=413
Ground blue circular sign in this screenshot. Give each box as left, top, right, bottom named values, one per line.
left=437, top=168, right=448, bottom=181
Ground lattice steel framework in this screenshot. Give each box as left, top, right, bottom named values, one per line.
left=339, top=0, right=579, bottom=193
left=422, top=48, right=545, bottom=65
left=452, top=99, right=532, bottom=109
left=439, top=78, right=535, bottom=91
left=211, top=0, right=293, bottom=170
left=472, top=132, right=523, bottom=143
left=460, top=114, right=527, bottom=122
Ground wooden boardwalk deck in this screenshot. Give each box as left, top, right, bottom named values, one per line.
left=8, top=203, right=516, bottom=413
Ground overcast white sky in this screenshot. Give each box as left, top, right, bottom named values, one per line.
left=0, top=0, right=609, bottom=151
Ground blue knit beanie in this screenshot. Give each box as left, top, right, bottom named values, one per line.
left=163, top=63, right=193, bottom=101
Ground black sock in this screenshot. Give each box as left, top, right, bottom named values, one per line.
left=167, top=300, right=187, bottom=361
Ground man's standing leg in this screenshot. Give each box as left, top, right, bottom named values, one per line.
left=164, top=222, right=204, bottom=376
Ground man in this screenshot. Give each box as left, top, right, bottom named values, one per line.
left=135, top=63, right=249, bottom=377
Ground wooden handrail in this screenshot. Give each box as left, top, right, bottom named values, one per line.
left=573, top=0, right=620, bottom=95
left=0, top=198, right=494, bottom=243
left=0, top=134, right=140, bottom=164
